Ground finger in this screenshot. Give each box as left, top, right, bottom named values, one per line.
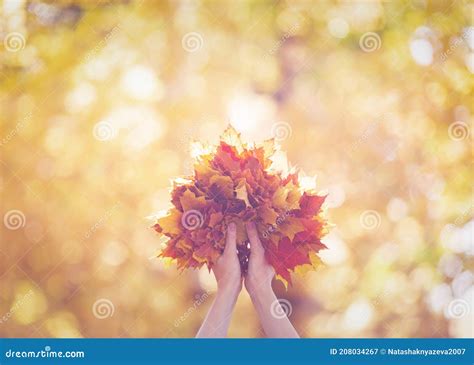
left=223, top=222, right=237, bottom=256
left=246, top=222, right=264, bottom=255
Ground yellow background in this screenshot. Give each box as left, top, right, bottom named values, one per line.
left=0, top=0, right=472, bottom=338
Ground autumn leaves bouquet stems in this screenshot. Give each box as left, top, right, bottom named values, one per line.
left=153, top=126, right=329, bottom=287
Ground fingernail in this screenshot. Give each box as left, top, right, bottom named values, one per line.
left=228, top=222, right=236, bottom=232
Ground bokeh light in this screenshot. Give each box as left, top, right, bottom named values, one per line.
left=0, top=0, right=472, bottom=338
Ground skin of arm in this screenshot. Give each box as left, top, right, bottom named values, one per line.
left=244, top=222, right=300, bottom=338
left=196, top=223, right=242, bottom=338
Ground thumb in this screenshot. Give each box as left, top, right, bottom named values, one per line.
left=246, top=222, right=264, bottom=256
left=223, top=222, right=237, bottom=257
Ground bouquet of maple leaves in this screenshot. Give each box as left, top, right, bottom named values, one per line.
left=153, top=126, right=329, bottom=287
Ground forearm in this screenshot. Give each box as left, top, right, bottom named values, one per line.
left=195, top=286, right=240, bottom=338
left=249, top=286, right=299, bottom=338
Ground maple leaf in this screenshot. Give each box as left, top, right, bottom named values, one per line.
left=258, top=204, right=279, bottom=226
left=299, top=193, right=326, bottom=216
left=180, top=189, right=208, bottom=212
left=155, top=210, right=182, bottom=235
left=151, top=125, right=331, bottom=287
left=235, top=180, right=252, bottom=208
left=278, top=217, right=306, bottom=241
left=264, top=237, right=311, bottom=287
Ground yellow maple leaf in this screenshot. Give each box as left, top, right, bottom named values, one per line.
left=180, top=189, right=208, bottom=212
left=285, top=181, right=302, bottom=209
left=275, top=274, right=289, bottom=290
left=258, top=204, right=279, bottom=226
left=272, top=185, right=289, bottom=209
left=294, top=252, right=323, bottom=276
left=235, top=180, right=251, bottom=207
left=194, top=161, right=219, bottom=180
left=221, top=125, right=244, bottom=153
left=156, top=210, right=182, bottom=235
left=209, top=174, right=234, bottom=199
left=279, top=217, right=305, bottom=240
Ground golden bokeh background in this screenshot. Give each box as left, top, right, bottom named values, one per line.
left=0, top=0, right=472, bottom=338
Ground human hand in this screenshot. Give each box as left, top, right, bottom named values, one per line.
left=212, top=222, right=242, bottom=296
left=196, top=223, right=242, bottom=338
left=198, top=221, right=299, bottom=338
left=244, top=222, right=275, bottom=297
left=243, top=221, right=299, bottom=338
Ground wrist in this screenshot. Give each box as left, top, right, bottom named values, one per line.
left=217, top=280, right=242, bottom=300
left=246, top=279, right=273, bottom=300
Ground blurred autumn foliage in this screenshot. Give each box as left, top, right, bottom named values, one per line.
left=0, top=0, right=472, bottom=338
